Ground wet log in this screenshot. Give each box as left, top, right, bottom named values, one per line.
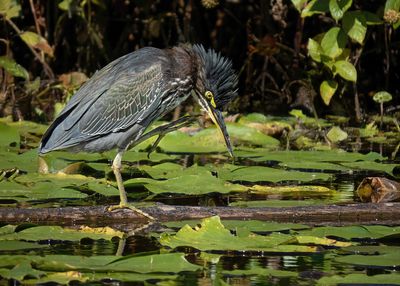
left=0, top=203, right=399, bottom=227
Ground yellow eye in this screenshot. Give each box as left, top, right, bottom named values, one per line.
left=205, top=91, right=213, bottom=100
left=204, top=91, right=216, bottom=108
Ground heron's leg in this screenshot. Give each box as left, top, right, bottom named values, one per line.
left=109, top=152, right=154, bottom=220
left=112, top=152, right=128, bottom=205
left=131, top=116, right=195, bottom=157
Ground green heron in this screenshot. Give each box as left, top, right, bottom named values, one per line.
left=39, top=44, right=238, bottom=219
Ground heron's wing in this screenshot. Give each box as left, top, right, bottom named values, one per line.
left=40, top=48, right=169, bottom=152
left=79, top=63, right=163, bottom=136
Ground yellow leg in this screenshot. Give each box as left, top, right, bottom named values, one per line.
left=108, top=152, right=154, bottom=220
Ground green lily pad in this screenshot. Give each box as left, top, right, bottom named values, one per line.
left=298, top=225, right=400, bottom=240
left=159, top=216, right=316, bottom=252
left=223, top=267, right=297, bottom=278
left=0, top=225, right=124, bottom=241
left=239, top=150, right=384, bottom=163
left=0, top=241, right=48, bottom=251
left=317, top=273, right=400, bottom=286
left=278, top=161, right=352, bottom=172
left=164, top=220, right=310, bottom=232
left=0, top=253, right=200, bottom=281
left=0, top=123, right=20, bottom=149
left=125, top=172, right=247, bottom=195
left=229, top=199, right=328, bottom=208
left=340, top=161, right=399, bottom=176
left=335, top=251, right=400, bottom=267
left=0, top=149, right=41, bottom=174
left=0, top=180, right=87, bottom=202
left=214, top=164, right=331, bottom=183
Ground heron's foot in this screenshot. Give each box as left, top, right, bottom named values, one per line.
left=108, top=203, right=155, bottom=220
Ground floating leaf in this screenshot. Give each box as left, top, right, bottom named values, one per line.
left=0, top=123, right=20, bottom=149
left=317, top=273, right=400, bottom=286
left=159, top=216, right=316, bottom=252
left=229, top=199, right=328, bottom=208
left=249, top=185, right=337, bottom=197
left=214, top=164, right=331, bottom=183
left=299, top=225, right=400, bottom=240
left=336, top=251, right=400, bottom=267
left=224, top=267, right=297, bottom=278
left=0, top=241, right=48, bottom=251
left=125, top=172, right=247, bottom=195
left=0, top=225, right=123, bottom=241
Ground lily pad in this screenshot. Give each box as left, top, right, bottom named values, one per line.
left=229, top=199, right=328, bottom=208
left=0, top=123, right=20, bottom=149
left=159, top=216, right=317, bottom=252
left=0, top=225, right=124, bottom=241
left=214, top=164, right=331, bottom=183
left=298, top=225, right=400, bottom=240
left=317, top=273, right=400, bottom=285
left=335, top=251, right=400, bottom=267
left=125, top=172, right=247, bottom=195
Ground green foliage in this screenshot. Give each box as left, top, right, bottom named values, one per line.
left=293, top=0, right=396, bottom=107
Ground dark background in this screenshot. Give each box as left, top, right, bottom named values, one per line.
left=1, top=0, right=399, bottom=122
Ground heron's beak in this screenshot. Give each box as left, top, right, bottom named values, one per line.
left=196, top=94, right=234, bottom=157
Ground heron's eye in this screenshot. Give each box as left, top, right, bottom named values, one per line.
left=205, top=91, right=216, bottom=108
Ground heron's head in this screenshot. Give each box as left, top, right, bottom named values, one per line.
left=192, top=44, right=238, bottom=157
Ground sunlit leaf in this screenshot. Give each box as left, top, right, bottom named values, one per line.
left=159, top=216, right=316, bottom=252
left=229, top=199, right=329, bottom=208
left=0, top=225, right=123, bottom=241
left=329, top=0, right=352, bottom=21
left=333, top=60, right=357, bottom=82
left=20, top=32, right=53, bottom=57
left=301, top=0, right=330, bottom=17
left=373, top=91, right=393, bottom=103
left=0, top=0, right=21, bottom=19
left=307, top=38, right=323, bottom=62
left=321, top=27, right=347, bottom=58
left=320, top=80, right=338, bottom=105
left=291, top=0, right=308, bottom=12
left=327, top=126, right=348, bottom=142
left=295, top=235, right=351, bottom=247
left=342, top=11, right=367, bottom=44
left=0, top=56, right=29, bottom=79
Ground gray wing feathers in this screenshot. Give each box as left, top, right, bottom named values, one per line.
left=40, top=47, right=167, bottom=152
left=80, top=64, right=162, bottom=135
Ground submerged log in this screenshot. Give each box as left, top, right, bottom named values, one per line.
left=0, top=203, right=400, bottom=227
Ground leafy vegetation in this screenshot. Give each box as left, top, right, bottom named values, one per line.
left=0, top=0, right=399, bottom=284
